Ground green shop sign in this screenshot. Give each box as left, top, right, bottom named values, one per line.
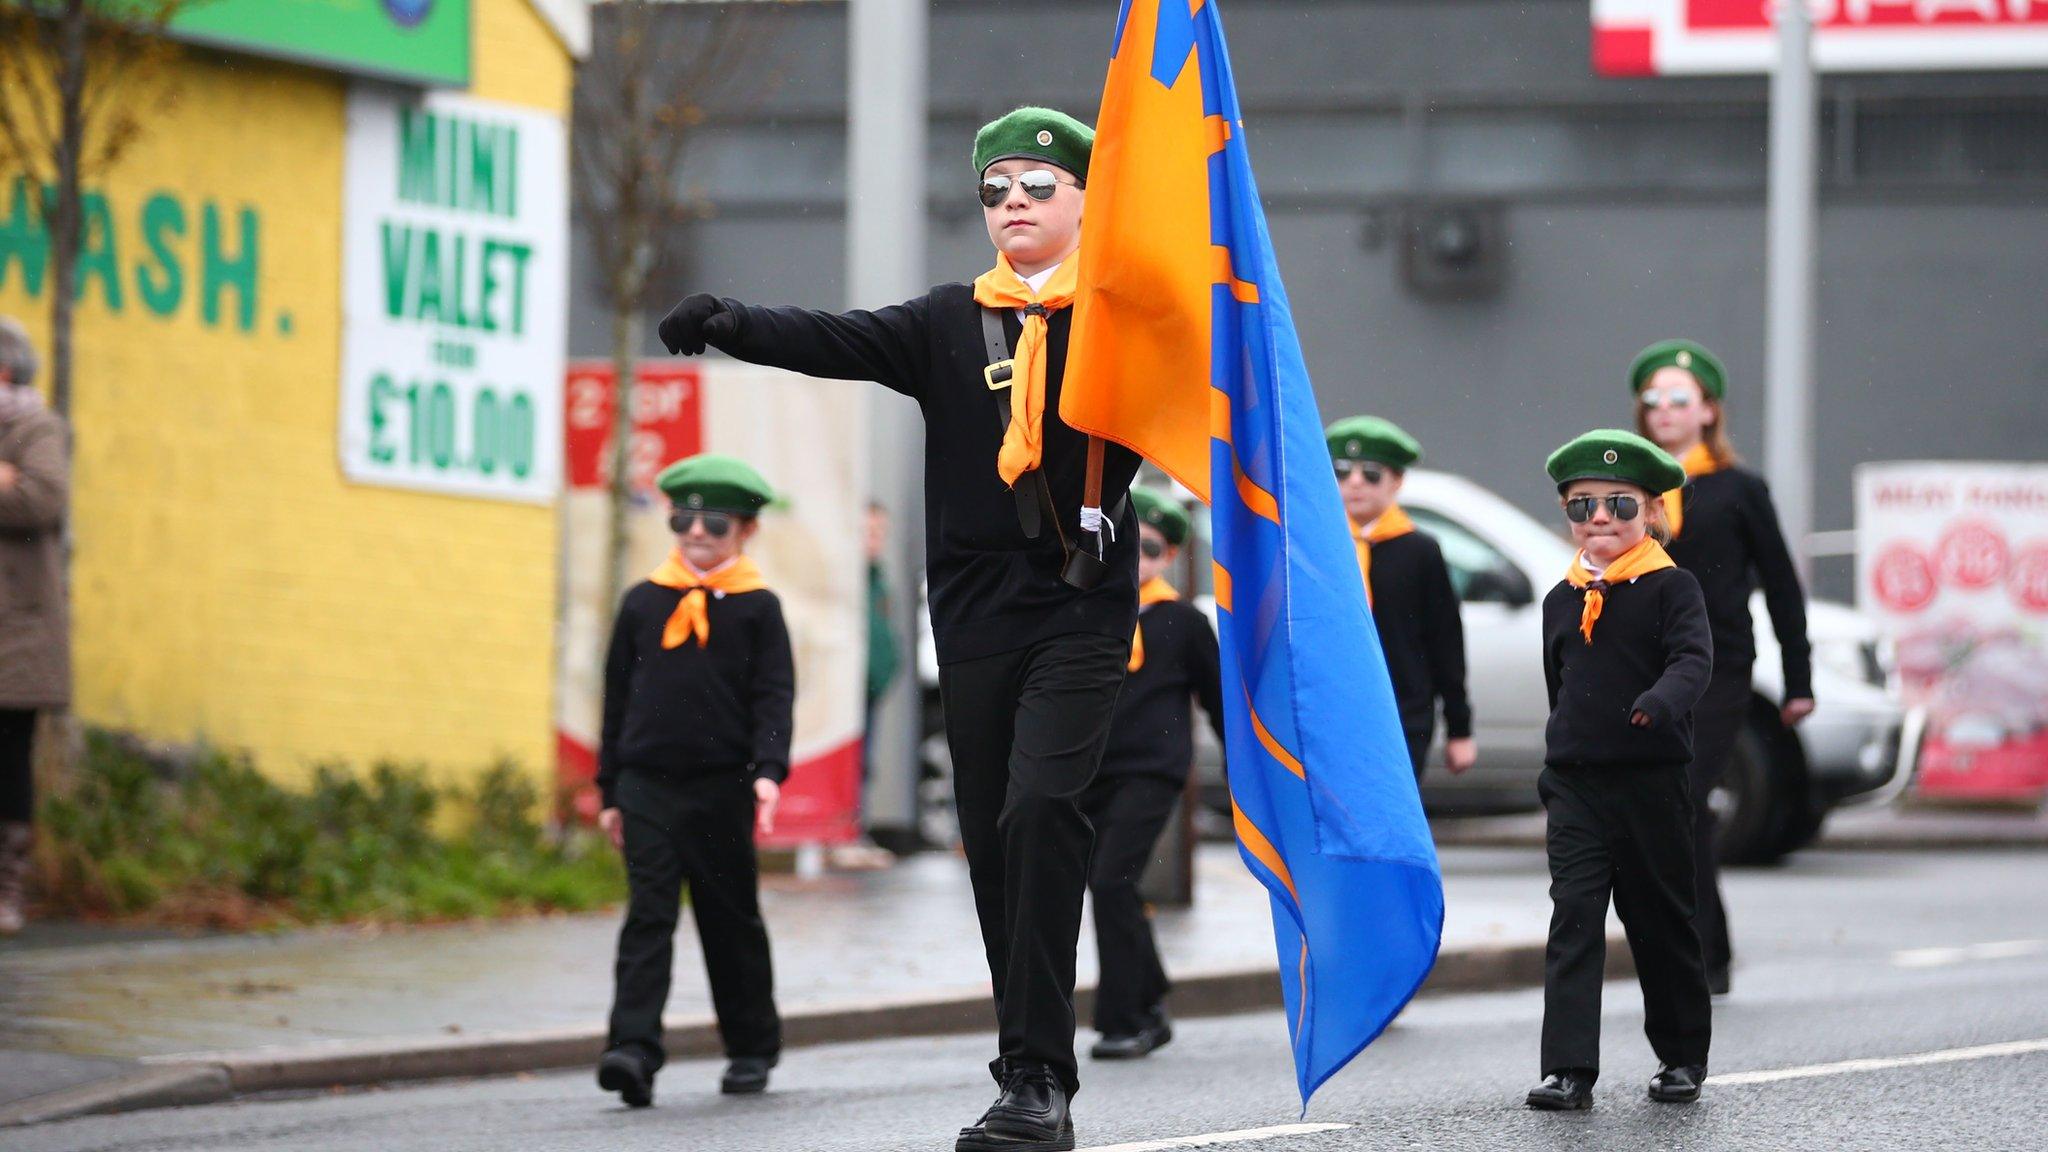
left=169, top=0, right=470, bottom=88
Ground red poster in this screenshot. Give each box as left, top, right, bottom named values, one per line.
left=563, top=361, right=704, bottom=492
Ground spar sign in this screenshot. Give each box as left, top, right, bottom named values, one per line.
left=339, top=89, right=567, bottom=502
left=1593, top=1, right=2048, bottom=75
left=1856, top=462, right=2048, bottom=800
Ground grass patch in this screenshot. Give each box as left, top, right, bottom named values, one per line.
left=35, top=731, right=624, bottom=929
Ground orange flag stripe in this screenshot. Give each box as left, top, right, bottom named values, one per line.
left=1233, top=455, right=1282, bottom=524
left=1248, top=690, right=1307, bottom=780
left=1232, top=798, right=1300, bottom=905
left=1213, top=246, right=1260, bottom=304
left=1213, top=561, right=1234, bottom=615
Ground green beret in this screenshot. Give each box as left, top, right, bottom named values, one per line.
left=656, top=453, right=774, bottom=514
left=1629, top=339, right=1726, bottom=400
left=1324, top=415, right=1422, bottom=470
left=1131, top=487, right=1190, bottom=546
left=1545, top=430, right=1686, bottom=495
left=973, top=107, right=1094, bottom=182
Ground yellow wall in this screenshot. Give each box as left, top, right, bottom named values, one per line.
left=0, top=0, right=572, bottom=788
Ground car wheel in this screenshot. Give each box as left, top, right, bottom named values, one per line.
left=1710, top=721, right=1791, bottom=866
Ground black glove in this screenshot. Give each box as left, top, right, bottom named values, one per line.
left=657, top=293, right=737, bottom=356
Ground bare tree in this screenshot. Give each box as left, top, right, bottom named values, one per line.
left=0, top=0, right=193, bottom=418
left=573, top=0, right=784, bottom=612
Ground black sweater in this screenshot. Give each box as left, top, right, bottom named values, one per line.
left=1668, top=466, right=1813, bottom=699
left=710, top=285, right=1142, bottom=665
left=1367, top=530, right=1473, bottom=740
left=597, top=581, right=796, bottom=808
left=1542, top=566, right=1713, bottom=768
left=1100, top=599, right=1226, bottom=784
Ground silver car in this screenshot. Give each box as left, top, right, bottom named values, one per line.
left=1382, top=469, right=1918, bottom=863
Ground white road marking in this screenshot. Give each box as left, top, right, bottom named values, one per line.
left=1711, top=1038, right=2048, bottom=1086
left=1891, top=939, right=2047, bottom=968
left=1080, top=1123, right=1353, bottom=1152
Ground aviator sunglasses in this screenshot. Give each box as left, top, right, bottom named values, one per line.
left=1564, top=494, right=1641, bottom=524
left=1333, top=460, right=1387, bottom=485
left=1638, top=388, right=1697, bottom=410
left=669, top=510, right=736, bottom=538
left=1139, top=537, right=1167, bottom=560
left=977, top=169, right=1082, bottom=208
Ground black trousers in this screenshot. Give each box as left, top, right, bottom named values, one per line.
left=1687, top=667, right=1753, bottom=974
left=1077, top=773, right=1180, bottom=1037
left=0, top=708, right=34, bottom=825
left=1404, top=725, right=1433, bottom=783
left=607, top=771, right=780, bottom=1070
left=1538, top=763, right=1712, bottom=1076
left=940, top=631, right=1127, bottom=1098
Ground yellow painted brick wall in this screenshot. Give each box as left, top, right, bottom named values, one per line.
left=0, top=0, right=573, bottom=789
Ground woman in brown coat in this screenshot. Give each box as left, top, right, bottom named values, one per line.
left=0, top=316, right=69, bottom=934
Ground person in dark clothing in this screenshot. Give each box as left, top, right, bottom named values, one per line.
left=1325, top=416, right=1475, bottom=780
left=1527, top=430, right=1714, bottom=1113
left=595, top=453, right=794, bottom=1108
left=656, top=108, right=1137, bottom=1152
left=1084, top=487, right=1224, bottom=1062
left=1630, top=339, right=1814, bottom=996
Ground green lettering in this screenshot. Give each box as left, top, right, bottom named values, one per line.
left=398, top=107, right=440, bottom=206
left=477, top=239, right=503, bottom=333
left=469, top=125, right=498, bottom=216
left=75, top=192, right=122, bottom=311
left=136, top=193, right=186, bottom=317
left=201, top=204, right=258, bottom=331
left=413, top=229, right=444, bottom=323
left=0, top=179, right=49, bottom=298
left=447, top=232, right=471, bottom=329
left=504, top=128, right=518, bottom=218
left=368, top=373, right=398, bottom=464
left=380, top=222, right=412, bottom=319
left=498, top=240, right=532, bottom=336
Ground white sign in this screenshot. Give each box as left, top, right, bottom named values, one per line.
left=339, top=88, right=567, bottom=501
left=1593, top=0, right=2048, bottom=75
left=1855, top=462, right=2048, bottom=630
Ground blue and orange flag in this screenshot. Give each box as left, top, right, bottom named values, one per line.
left=1064, top=0, right=1445, bottom=1105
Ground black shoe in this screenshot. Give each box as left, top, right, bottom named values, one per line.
left=1707, top=965, right=1731, bottom=997
left=1090, top=1007, right=1174, bottom=1060
left=720, top=1054, right=776, bottom=1095
left=956, top=1063, right=1074, bottom=1152
left=1525, top=1069, right=1596, bottom=1111
left=597, top=1048, right=654, bottom=1109
left=1648, top=1063, right=1705, bottom=1103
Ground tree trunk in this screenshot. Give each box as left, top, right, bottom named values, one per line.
left=600, top=300, right=643, bottom=626
left=46, top=0, right=88, bottom=419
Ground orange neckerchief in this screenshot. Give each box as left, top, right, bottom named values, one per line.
left=1661, top=444, right=1723, bottom=540
left=1565, top=536, right=1676, bottom=644
left=972, top=253, right=1079, bottom=486
left=1127, top=577, right=1182, bottom=672
left=647, top=550, right=768, bottom=649
left=1353, top=504, right=1418, bottom=611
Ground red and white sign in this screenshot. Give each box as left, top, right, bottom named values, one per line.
left=1856, top=462, right=2048, bottom=801
left=1593, top=0, right=2048, bottom=76
left=563, top=361, right=704, bottom=492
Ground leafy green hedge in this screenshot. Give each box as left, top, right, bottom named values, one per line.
left=36, top=732, right=624, bottom=927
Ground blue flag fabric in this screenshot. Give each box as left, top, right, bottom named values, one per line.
left=1065, top=0, right=1445, bottom=1106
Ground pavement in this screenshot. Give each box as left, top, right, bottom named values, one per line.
left=0, top=843, right=1590, bottom=1126
left=1431, top=796, right=2048, bottom=852
left=8, top=847, right=2044, bottom=1152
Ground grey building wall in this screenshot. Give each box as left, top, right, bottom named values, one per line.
left=570, top=0, right=2048, bottom=598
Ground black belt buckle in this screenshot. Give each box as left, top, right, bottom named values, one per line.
left=1061, top=547, right=1108, bottom=591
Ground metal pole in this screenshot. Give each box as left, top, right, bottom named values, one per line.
left=1765, top=0, right=1819, bottom=582
left=849, top=0, right=929, bottom=847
